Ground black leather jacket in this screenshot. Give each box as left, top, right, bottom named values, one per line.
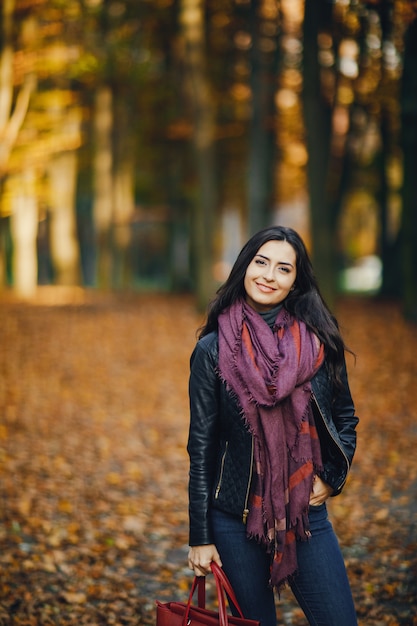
left=187, top=331, right=359, bottom=547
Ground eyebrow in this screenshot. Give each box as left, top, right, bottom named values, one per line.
left=256, top=253, right=294, bottom=268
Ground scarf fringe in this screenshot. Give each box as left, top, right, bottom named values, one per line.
left=272, top=568, right=299, bottom=593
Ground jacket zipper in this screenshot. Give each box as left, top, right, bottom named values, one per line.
left=214, top=438, right=254, bottom=524
left=242, top=436, right=254, bottom=524
left=312, top=394, right=350, bottom=491
left=214, top=441, right=228, bottom=499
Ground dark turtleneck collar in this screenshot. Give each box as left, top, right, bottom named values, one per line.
left=259, top=303, right=284, bottom=330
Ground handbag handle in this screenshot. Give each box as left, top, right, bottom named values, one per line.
left=211, top=562, right=245, bottom=619
left=182, top=562, right=245, bottom=626
left=188, top=574, right=206, bottom=608
left=181, top=574, right=206, bottom=626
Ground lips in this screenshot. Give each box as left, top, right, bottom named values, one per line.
left=256, top=282, right=276, bottom=293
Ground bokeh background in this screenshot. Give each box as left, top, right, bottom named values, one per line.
left=1, top=0, right=416, bottom=316
left=1, top=2, right=417, bottom=625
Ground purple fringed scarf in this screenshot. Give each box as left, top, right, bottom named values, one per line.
left=218, top=299, right=324, bottom=588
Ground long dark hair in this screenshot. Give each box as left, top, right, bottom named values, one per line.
left=200, top=225, right=350, bottom=387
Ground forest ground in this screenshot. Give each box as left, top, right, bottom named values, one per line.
left=0, top=289, right=416, bottom=626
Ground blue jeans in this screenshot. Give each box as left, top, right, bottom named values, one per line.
left=211, top=504, right=357, bottom=626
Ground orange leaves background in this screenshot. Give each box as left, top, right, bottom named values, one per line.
left=0, top=292, right=416, bottom=625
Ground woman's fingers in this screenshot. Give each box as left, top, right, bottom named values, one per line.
left=188, top=545, right=222, bottom=576
left=309, top=475, right=334, bottom=505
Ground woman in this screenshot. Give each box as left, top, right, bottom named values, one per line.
left=187, top=226, right=359, bottom=626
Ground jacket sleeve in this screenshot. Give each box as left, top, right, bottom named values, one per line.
left=314, top=358, right=359, bottom=495
left=331, top=360, right=359, bottom=470
left=187, top=336, right=220, bottom=546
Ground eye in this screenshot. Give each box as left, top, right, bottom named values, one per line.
left=255, top=258, right=267, bottom=266
left=278, top=266, right=291, bottom=274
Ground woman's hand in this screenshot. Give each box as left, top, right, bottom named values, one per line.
left=188, top=544, right=222, bottom=577
left=309, top=475, right=334, bottom=506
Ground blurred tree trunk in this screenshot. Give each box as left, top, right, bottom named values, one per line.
left=400, top=17, right=417, bottom=322
left=247, top=0, right=279, bottom=235
left=48, top=151, right=80, bottom=285
left=377, top=108, right=396, bottom=295
left=376, top=0, right=400, bottom=297
left=93, top=85, right=114, bottom=288
left=112, top=96, right=135, bottom=289
left=0, top=0, right=15, bottom=173
left=0, top=0, right=34, bottom=174
left=0, top=0, right=14, bottom=112
left=1, top=1, right=36, bottom=293
left=302, top=0, right=335, bottom=304
left=9, top=169, right=38, bottom=297
left=180, top=0, right=217, bottom=310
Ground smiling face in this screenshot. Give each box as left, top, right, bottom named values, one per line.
left=243, top=239, right=297, bottom=312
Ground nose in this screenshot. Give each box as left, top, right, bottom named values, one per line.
left=262, top=265, right=275, bottom=282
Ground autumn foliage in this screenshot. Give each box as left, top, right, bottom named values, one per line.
left=0, top=291, right=416, bottom=625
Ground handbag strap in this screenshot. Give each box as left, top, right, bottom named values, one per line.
left=193, top=575, right=206, bottom=607
left=182, top=563, right=246, bottom=626
left=197, top=576, right=206, bottom=607
left=182, top=575, right=206, bottom=626
left=211, top=562, right=245, bottom=619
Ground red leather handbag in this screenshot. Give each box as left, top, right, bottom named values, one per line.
left=156, top=562, right=260, bottom=626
